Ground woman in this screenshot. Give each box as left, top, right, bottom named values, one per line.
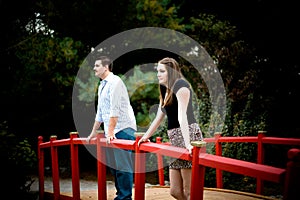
left=138, top=57, right=203, bottom=200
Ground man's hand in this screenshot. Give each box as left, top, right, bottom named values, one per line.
left=86, top=135, right=95, bottom=144
left=86, top=136, right=90, bottom=144
left=106, top=134, right=116, bottom=144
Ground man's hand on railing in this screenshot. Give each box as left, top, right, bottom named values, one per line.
left=86, top=136, right=91, bottom=144
left=106, top=134, right=116, bottom=144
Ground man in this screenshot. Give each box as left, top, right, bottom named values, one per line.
left=87, top=56, right=136, bottom=200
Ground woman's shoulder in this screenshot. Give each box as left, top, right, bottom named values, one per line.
left=175, top=78, right=189, bottom=85
left=173, top=78, right=190, bottom=92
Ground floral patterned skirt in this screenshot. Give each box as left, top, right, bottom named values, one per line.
left=167, top=123, right=203, bottom=169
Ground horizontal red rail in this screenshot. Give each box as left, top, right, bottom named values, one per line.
left=262, top=137, right=300, bottom=145
left=139, top=142, right=192, bottom=161
left=216, top=136, right=258, bottom=143
left=198, top=153, right=285, bottom=183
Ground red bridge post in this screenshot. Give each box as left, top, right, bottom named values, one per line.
left=38, top=136, right=45, bottom=200
left=134, top=132, right=146, bottom=200
left=283, top=148, right=300, bottom=200
left=214, top=132, right=223, bottom=189
left=96, top=133, right=107, bottom=200
left=156, top=136, right=165, bottom=186
left=70, top=132, right=80, bottom=200
left=256, top=130, right=266, bottom=194
left=50, top=135, right=60, bottom=200
left=190, top=140, right=207, bottom=200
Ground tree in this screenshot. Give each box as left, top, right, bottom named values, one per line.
left=13, top=33, right=88, bottom=137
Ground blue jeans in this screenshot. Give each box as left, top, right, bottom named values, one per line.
left=105, top=128, right=136, bottom=200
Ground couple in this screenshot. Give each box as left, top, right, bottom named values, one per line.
left=86, top=56, right=203, bottom=200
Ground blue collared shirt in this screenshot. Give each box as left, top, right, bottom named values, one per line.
left=95, top=72, right=137, bottom=136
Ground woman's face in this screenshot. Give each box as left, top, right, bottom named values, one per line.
left=157, top=63, right=168, bottom=86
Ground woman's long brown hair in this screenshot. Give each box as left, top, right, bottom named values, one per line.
left=158, top=57, right=183, bottom=107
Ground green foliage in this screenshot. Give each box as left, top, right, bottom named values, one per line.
left=119, top=65, right=170, bottom=142
left=120, top=65, right=159, bottom=130
left=124, top=0, right=185, bottom=31
left=204, top=167, right=216, bottom=188
left=223, top=173, right=257, bottom=193
left=137, top=0, right=185, bottom=30
left=0, top=121, right=37, bottom=198
left=209, top=93, right=267, bottom=192
left=221, top=93, right=267, bottom=162
left=188, top=13, right=252, bottom=67
left=187, top=13, right=265, bottom=108
left=76, top=70, right=99, bottom=103
left=14, top=34, right=86, bottom=96
left=180, top=13, right=270, bottom=192
left=75, top=60, right=99, bottom=104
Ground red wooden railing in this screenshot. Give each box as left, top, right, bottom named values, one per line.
left=38, top=131, right=300, bottom=200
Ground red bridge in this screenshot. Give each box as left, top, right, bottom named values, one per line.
left=37, top=131, right=300, bottom=200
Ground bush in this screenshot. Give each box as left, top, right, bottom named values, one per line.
left=0, top=121, right=38, bottom=199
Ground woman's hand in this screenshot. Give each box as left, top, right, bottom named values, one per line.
left=137, top=137, right=150, bottom=147
left=187, top=145, right=193, bottom=156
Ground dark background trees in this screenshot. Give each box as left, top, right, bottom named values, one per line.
left=180, top=0, right=300, bottom=137
left=1, top=0, right=298, bottom=138
left=0, top=0, right=299, bottom=198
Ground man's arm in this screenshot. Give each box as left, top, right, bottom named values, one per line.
left=87, top=121, right=102, bottom=143
left=106, top=117, right=118, bottom=144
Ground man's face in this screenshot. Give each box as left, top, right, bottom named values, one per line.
left=93, top=60, right=107, bottom=79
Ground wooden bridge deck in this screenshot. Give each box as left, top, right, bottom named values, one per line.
left=45, top=186, right=280, bottom=200
left=34, top=176, right=280, bottom=200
